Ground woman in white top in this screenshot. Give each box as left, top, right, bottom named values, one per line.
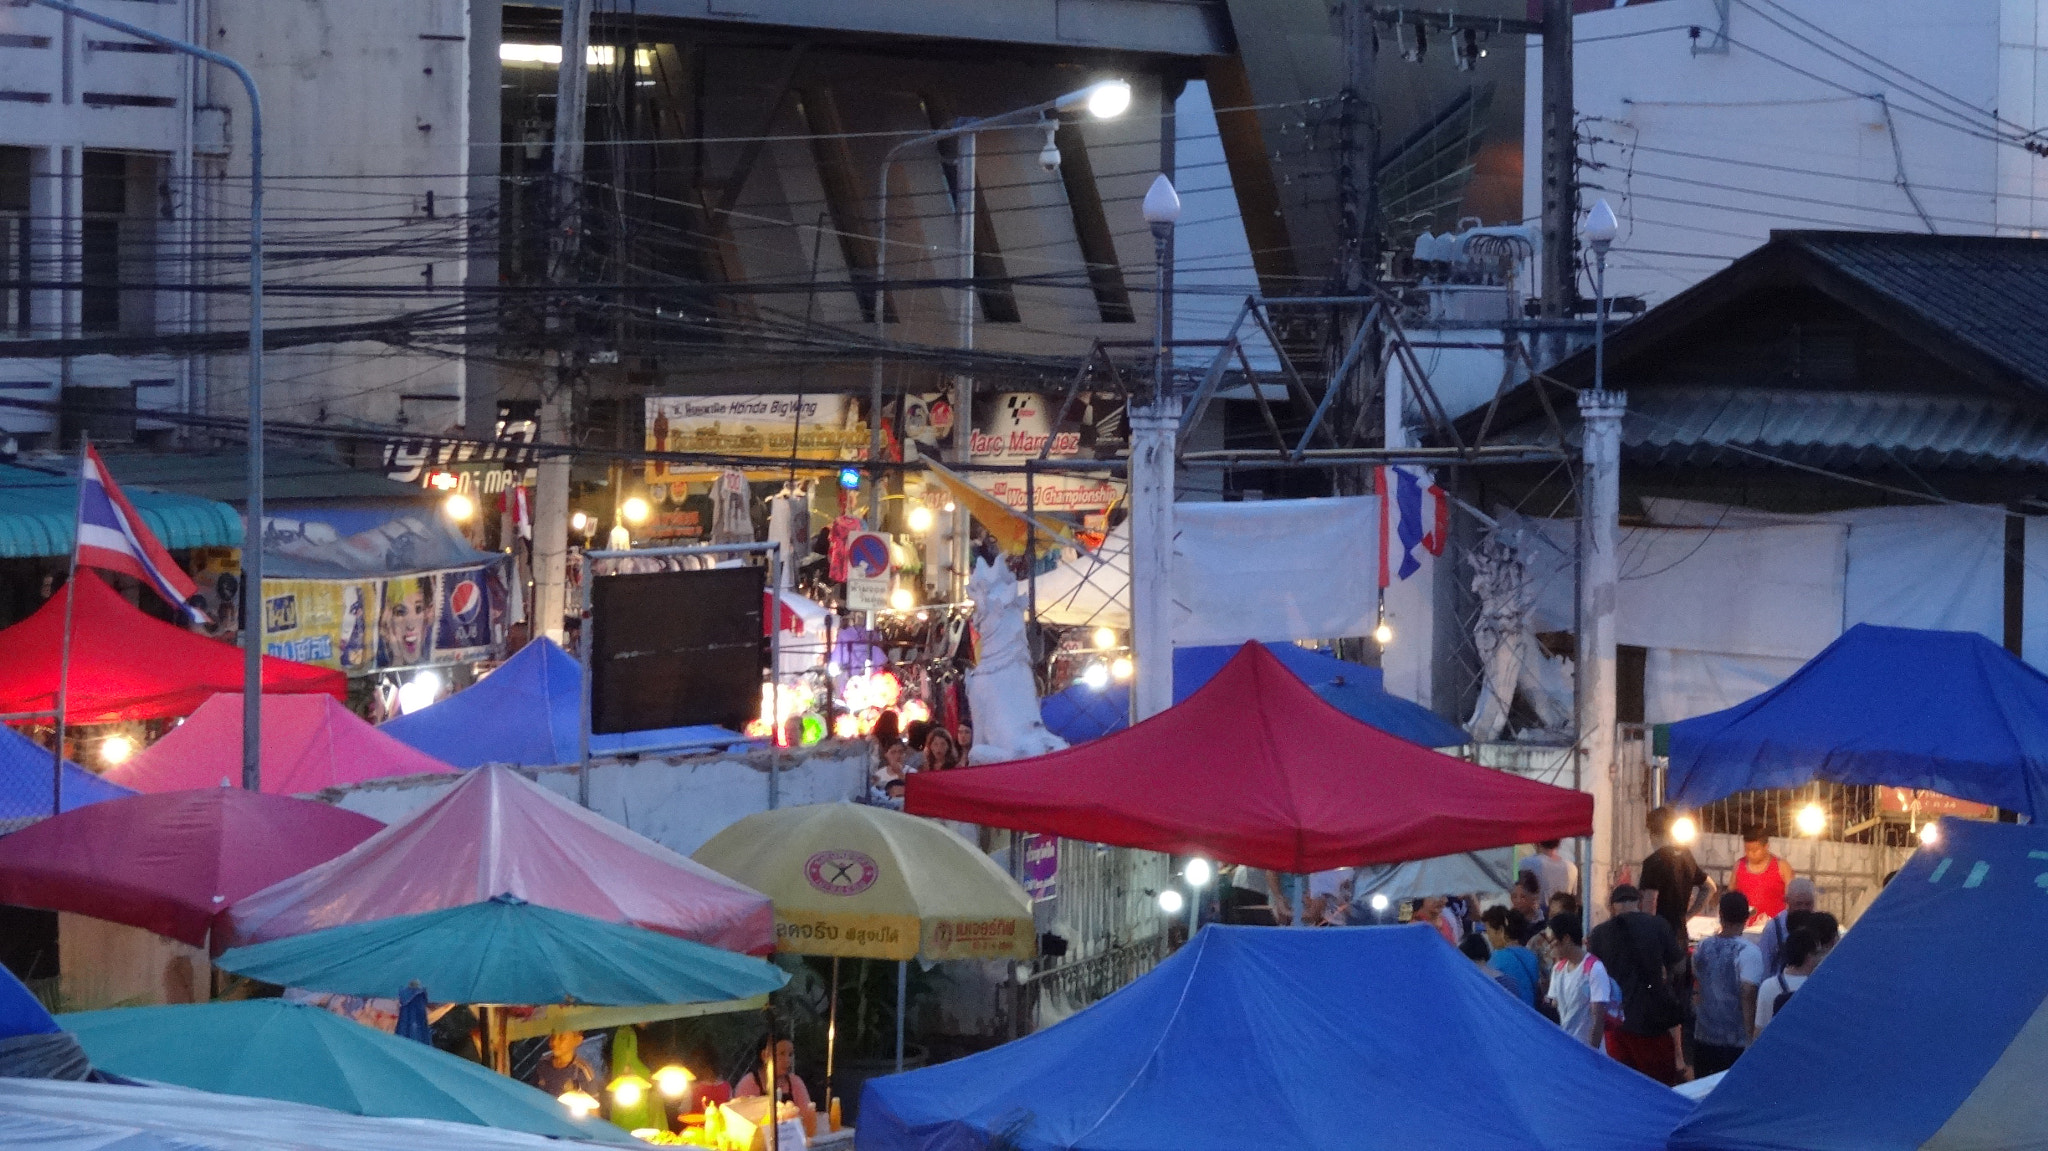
left=1754, top=923, right=1827, bottom=1036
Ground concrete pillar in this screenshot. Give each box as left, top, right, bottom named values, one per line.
left=1128, top=399, right=1180, bottom=721
left=1577, top=389, right=1625, bottom=914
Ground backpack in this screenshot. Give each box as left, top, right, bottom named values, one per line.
left=1772, top=985, right=1797, bottom=1017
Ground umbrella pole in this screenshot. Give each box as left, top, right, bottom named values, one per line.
left=765, top=1005, right=781, bottom=1151
left=824, top=955, right=839, bottom=1103
left=894, top=959, right=906, bottom=1073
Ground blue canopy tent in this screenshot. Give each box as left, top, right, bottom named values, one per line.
left=0, top=725, right=131, bottom=825
left=378, top=638, right=748, bottom=768
left=0, top=965, right=92, bottom=1080
left=861, top=925, right=1688, bottom=1151
left=1666, top=624, right=2048, bottom=816
left=1670, top=819, right=2048, bottom=1150
left=1040, top=644, right=1467, bottom=748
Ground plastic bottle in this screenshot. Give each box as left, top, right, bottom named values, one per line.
left=829, top=1096, right=842, bottom=1133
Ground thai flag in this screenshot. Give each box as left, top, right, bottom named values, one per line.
left=1377, top=465, right=1448, bottom=587
left=76, top=442, right=208, bottom=625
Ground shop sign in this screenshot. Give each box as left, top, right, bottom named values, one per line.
left=844, top=531, right=892, bottom=611
left=1022, top=832, right=1059, bottom=902
left=384, top=418, right=539, bottom=495
left=645, top=394, right=870, bottom=483
left=910, top=391, right=1125, bottom=512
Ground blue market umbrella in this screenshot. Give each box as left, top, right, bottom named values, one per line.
left=215, top=894, right=789, bottom=1007
left=62, top=999, right=633, bottom=1143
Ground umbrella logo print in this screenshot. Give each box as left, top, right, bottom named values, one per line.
left=805, top=849, right=879, bottom=896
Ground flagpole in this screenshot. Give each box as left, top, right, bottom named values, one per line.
left=52, top=438, right=88, bottom=817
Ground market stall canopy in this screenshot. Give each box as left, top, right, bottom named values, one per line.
left=910, top=642, right=1591, bottom=873
left=62, top=1000, right=633, bottom=1145
left=0, top=573, right=345, bottom=724
left=0, top=965, right=90, bottom=1082
left=107, top=694, right=456, bottom=795
left=377, top=638, right=747, bottom=768
left=860, top=925, right=1689, bottom=1151
left=1670, top=819, right=2048, bottom=1151
left=1666, top=624, right=2048, bottom=816
left=0, top=789, right=382, bottom=949
left=1040, top=643, right=1468, bottom=749
left=226, top=765, right=774, bottom=954
left=0, top=724, right=131, bottom=828
left=0, top=460, right=242, bottom=559
left=217, top=894, right=790, bottom=1006
left=0, top=1077, right=634, bottom=1151
left=693, top=803, right=1035, bottom=962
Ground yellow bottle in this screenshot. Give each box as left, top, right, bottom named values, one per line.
left=829, top=1096, right=842, bottom=1133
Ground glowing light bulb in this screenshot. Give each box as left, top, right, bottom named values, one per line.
left=609, top=1075, right=649, bottom=1108
left=1369, top=893, right=1391, bottom=912
left=652, top=1065, right=695, bottom=1099
left=621, top=496, right=651, bottom=524
left=1185, top=857, right=1213, bottom=887
left=1092, top=626, right=1117, bottom=650
left=1087, top=80, right=1132, bottom=119
left=1373, top=620, right=1394, bottom=646
left=1110, top=656, right=1133, bottom=682
left=1157, top=888, right=1185, bottom=915
left=1918, top=820, right=1941, bottom=846
left=1080, top=663, right=1110, bottom=691
left=907, top=505, right=935, bottom=533
left=889, top=586, right=915, bottom=612
left=444, top=492, right=476, bottom=521
left=1795, top=802, right=1827, bottom=837
left=396, top=671, right=443, bottom=715
left=1670, top=815, right=1698, bottom=845
left=100, top=734, right=135, bottom=766
left=558, top=1090, right=600, bottom=1118
left=570, top=510, right=590, bottom=533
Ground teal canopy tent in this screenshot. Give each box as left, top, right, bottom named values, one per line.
left=214, top=894, right=789, bottom=1006
left=62, top=1000, right=633, bottom=1144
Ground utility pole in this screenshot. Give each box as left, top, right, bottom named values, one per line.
left=1340, top=0, right=1380, bottom=291
left=1538, top=0, right=1577, bottom=336
left=534, top=0, right=591, bottom=644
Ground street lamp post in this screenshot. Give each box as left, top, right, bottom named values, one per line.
left=1576, top=197, right=1623, bottom=924
left=1128, top=174, right=1180, bottom=724
left=35, top=0, right=264, bottom=791
left=1584, top=198, right=1618, bottom=393
left=865, top=80, right=1132, bottom=530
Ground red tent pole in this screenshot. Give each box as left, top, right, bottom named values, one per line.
left=52, top=438, right=87, bottom=817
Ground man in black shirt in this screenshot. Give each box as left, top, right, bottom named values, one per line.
left=1589, top=884, right=1689, bottom=1084
left=1640, top=806, right=1717, bottom=945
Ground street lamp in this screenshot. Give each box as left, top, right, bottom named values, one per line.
left=1142, top=174, right=1181, bottom=407
left=866, top=80, right=1131, bottom=529
left=1583, top=198, right=1619, bottom=397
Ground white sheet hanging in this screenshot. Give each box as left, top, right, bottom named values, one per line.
left=1030, top=496, right=1380, bottom=646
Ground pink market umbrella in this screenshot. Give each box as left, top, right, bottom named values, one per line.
left=0, top=789, right=383, bottom=949
left=107, top=693, right=457, bottom=796
left=225, top=765, right=775, bottom=955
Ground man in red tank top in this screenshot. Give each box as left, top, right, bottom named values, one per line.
left=1729, top=826, right=1792, bottom=927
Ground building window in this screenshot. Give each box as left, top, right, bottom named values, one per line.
left=0, top=147, right=27, bottom=336
left=80, top=150, right=159, bottom=335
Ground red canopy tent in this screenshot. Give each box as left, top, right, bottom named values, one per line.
left=225, top=764, right=775, bottom=955
left=0, top=573, right=344, bottom=724
left=107, top=693, right=456, bottom=795
left=907, top=641, right=1593, bottom=872
left=0, top=789, right=382, bottom=949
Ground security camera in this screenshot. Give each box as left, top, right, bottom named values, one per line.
left=1038, top=123, right=1061, bottom=173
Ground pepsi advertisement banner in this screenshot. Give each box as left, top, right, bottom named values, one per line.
left=431, top=564, right=497, bottom=662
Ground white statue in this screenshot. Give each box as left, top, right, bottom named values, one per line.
left=1465, top=528, right=1573, bottom=741
left=964, top=558, right=1068, bottom=764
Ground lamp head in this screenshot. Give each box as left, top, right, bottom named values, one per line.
left=1054, top=79, right=1132, bottom=120
left=1142, top=173, right=1181, bottom=226
left=1583, top=198, right=1620, bottom=250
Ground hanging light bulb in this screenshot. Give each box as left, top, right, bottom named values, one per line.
left=557, top=1090, right=601, bottom=1118
left=1184, top=857, right=1213, bottom=887
left=99, top=733, right=136, bottom=766
left=1670, top=815, right=1698, bottom=845
left=1374, top=619, right=1394, bottom=646
left=1080, top=663, right=1110, bottom=691
left=1092, top=626, right=1117, bottom=650
left=1796, top=802, right=1827, bottom=837
left=1918, top=820, right=1941, bottom=846
left=444, top=492, right=477, bottom=522
left=1110, top=656, right=1134, bottom=682
left=907, top=505, right=935, bottom=533
left=1157, top=888, right=1185, bottom=915
left=621, top=496, right=651, bottom=525
left=1369, top=893, right=1390, bottom=912
left=570, top=510, right=590, bottom=533
left=652, top=1065, right=695, bottom=1099
left=609, top=1074, right=650, bottom=1108
left=889, top=586, right=915, bottom=612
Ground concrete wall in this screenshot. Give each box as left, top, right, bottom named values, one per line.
left=329, top=740, right=870, bottom=856
left=1526, top=0, right=2034, bottom=307
left=57, top=913, right=207, bottom=1010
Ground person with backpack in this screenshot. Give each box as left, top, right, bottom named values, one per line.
left=1589, top=884, right=1690, bottom=1084
left=1755, top=913, right=1839, bottom=1036
left=1544, top=911, right=1611, bottom=1047
left=1693, top=891, right=1766, bottom=1077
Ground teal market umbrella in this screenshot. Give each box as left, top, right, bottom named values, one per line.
left=214, top=894, right=790, bottom=1007
left=61, top=999, right=634, bottom=1145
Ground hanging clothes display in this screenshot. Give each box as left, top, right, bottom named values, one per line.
left=709, top=469, right=755, bottom=545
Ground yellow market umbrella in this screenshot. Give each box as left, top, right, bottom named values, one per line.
left=694, top=803, right=1036, bottom=1076
left=921, top=458, right=1080, bottom=556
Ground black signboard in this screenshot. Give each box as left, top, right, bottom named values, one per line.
left=589, top=566, right=764, bottom=734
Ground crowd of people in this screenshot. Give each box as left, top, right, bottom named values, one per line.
left=867, top=711, right=970, bottom=807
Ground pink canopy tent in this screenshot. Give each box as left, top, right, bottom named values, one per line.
left=107, top=694, right=457, bottom=795
left=0, top=789, right=382, bottom=949
left=224, top=765, right=775, bottom=955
